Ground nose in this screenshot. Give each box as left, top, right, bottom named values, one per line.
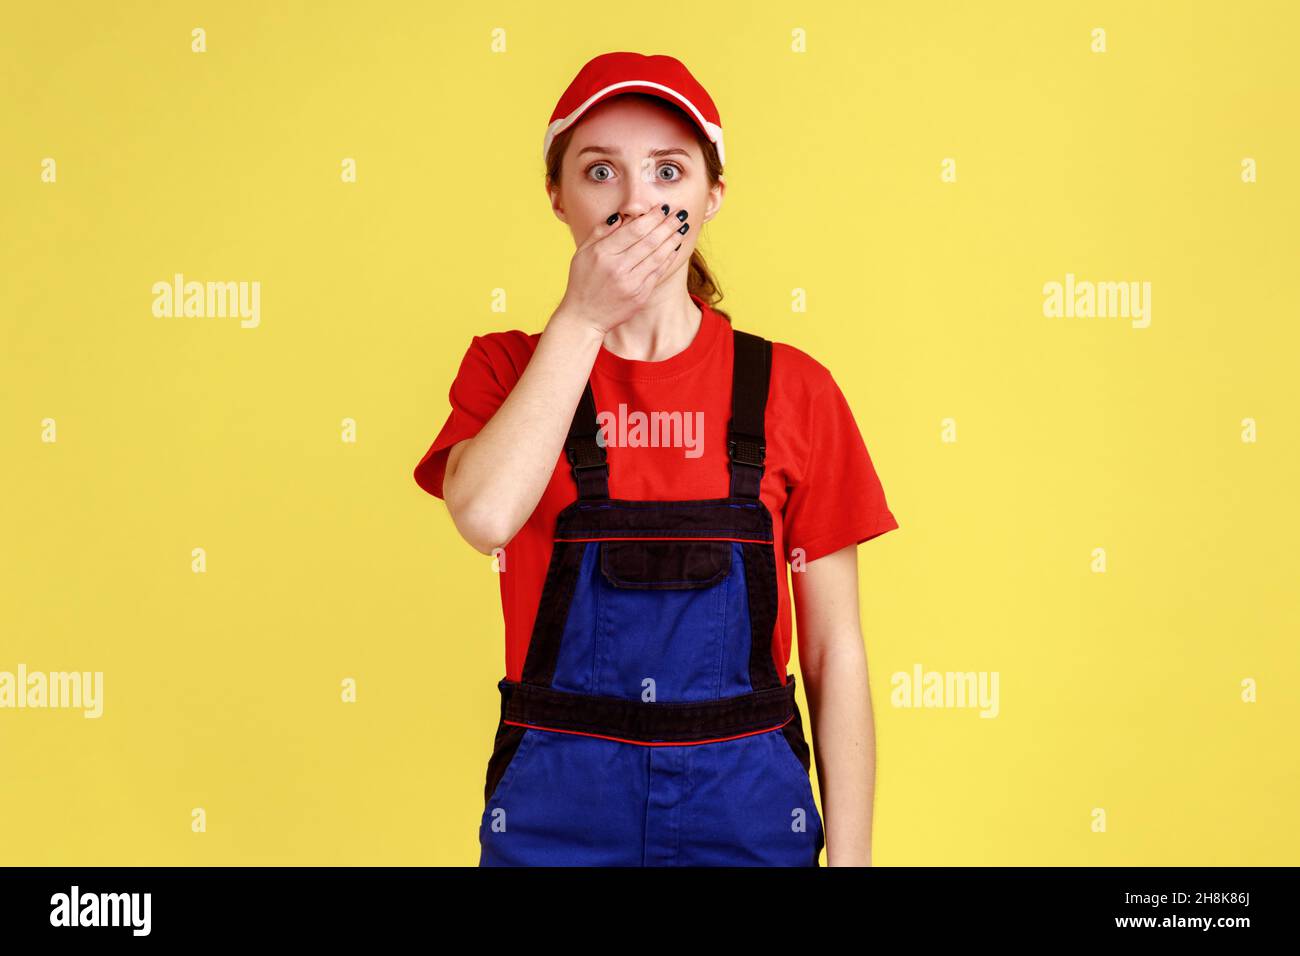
left=619, top=171, right=665, bottom=220
left=620, top=200, right=659, bottom=221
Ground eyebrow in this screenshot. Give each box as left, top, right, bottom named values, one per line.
left=575, top=146, right=692, bottom=160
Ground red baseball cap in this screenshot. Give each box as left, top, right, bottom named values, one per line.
left=543, top=51, right=725, bottom=167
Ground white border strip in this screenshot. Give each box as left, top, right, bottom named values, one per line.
left=543, top=80, right=725, bottom=166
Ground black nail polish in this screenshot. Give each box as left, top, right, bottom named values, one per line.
left=606, top=213, right=620, bottom=225
left=674, top=243, right=681, bottom=251
left=677, top=222, right=689, bottom=235
left=661, top=204, right=669, bottom=215
left=676, top=209, right=688, bottom=221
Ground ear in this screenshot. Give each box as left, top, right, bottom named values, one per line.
left=704, top=175, right=726, bottom=224
left=546, top=178, right=568, bottom=225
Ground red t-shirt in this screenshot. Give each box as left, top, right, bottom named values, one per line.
left=413, top=292, right=899, bottom=683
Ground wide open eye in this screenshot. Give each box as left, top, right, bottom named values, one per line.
left=657, top=163, right=682, bottom=181
left=588, top=163, right=614, bottom=182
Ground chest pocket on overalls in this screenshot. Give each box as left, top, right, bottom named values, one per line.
left=592, top=535, right=749, bottom=703
left=599, top=540, right=731, bottom=589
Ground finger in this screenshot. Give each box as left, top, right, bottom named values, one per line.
left=623, top=207, right=690, bottom=270
left=647, top=240, right=686, bottom=291
left=604, top=204, right=677, bottom=257
left=629, top=213, right=688, bottom=282
left=633, top=233, right=686, bottom=295
left=577, top=210, right=630, bottom=253
left=629, top=237, right=676, bottom=290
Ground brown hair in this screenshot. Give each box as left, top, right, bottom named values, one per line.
left=544, top=92, right=731, bottom=323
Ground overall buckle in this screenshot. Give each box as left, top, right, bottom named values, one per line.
left=727, top=430, right=766, bottom=468
left=566, top=443, right=608, bottom=472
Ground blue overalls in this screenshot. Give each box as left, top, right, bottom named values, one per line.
left=478, top=328, right=825, bottom=866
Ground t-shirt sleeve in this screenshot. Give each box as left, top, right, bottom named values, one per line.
left=413, top=335, right=512, bottom=500
left=782, top=373, right=899, bottom=564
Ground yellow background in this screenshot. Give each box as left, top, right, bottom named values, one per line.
left=2, top=1, right=1296, bottom=865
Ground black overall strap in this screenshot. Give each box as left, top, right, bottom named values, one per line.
left=565, top=380, right=609, bottom=500
left=728, top=329, right=772, bottom=499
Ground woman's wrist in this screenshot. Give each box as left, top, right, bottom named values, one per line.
left=549, top=301, right=609, bottom=342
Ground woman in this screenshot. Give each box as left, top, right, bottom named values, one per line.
left=413, top=52, right=898, bottom=866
